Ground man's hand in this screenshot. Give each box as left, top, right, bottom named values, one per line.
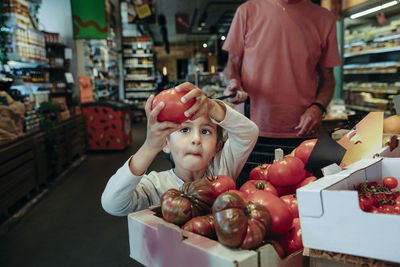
left=294, top=105, right=323, bottom=136
left=224, top=79, right=248, bottom=104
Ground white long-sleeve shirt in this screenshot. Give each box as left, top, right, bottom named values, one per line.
left=101, top=103, right=259, bottom=216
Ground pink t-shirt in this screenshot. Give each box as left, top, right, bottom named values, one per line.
left=223, top=0, right=341, bottom=138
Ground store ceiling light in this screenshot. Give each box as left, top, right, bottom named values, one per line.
left=350, top=0, right=399, bottom=19
left=203, top=43, right=208, bottom=48
left=221, top=35, right=226, bottom=41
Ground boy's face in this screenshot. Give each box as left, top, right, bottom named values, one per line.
left=163, top=115, right=221, bottom=175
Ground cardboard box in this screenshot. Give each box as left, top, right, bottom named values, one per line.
left=297, top=157, right=400, bottom=264
left=127, top=206, right=303, bottom=267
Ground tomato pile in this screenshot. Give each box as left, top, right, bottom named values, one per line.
left=159, top=139, right=323, bottom=258
left=356, top=177, right=400, bottom=215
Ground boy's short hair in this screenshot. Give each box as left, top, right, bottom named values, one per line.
left=166, top=124, right=224, bottom=167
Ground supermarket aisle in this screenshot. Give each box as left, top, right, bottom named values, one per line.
left=0, top=120, right=170, bottom=267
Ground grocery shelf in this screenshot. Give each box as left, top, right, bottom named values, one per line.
left=343, top=87, right=400, bottom=94
left=125, top=88, right=155, bottom=92
left=123, top=53, right=153, bottom=58
left=346, top=104, right=391, bottom=115
left=344, top=46, right=400, bottom=58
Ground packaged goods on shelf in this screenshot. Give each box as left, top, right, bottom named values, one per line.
left=297, top=157, right=400, bottom=263
left=128, top=206, right=303, bottom=267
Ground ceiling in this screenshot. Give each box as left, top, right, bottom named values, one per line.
left=143, top=0, right=245, bottom=45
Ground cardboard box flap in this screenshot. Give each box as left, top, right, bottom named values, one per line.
left=297, top=174, right=348, bottom=218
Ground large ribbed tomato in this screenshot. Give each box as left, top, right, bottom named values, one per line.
left=151, top=88, right=195, bottom=123
left=212, top=192, right=272, bottom=249
left=160, top=179, right=216, bottom=226
left=249, top=163, right=270, bottom=180
left=204, top=175, right=236, bottom=197
left=240, top=180, right=278, bottom=196
left=294, top=139, right=317, bottom=164
left=182, top=214, right=216, bottom=240
left=246, top=191, right=293, bottom=235
left=268, top=156, right=306, bottom=187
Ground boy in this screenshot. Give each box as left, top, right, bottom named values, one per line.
left=101, top=82, right=258, bottom=216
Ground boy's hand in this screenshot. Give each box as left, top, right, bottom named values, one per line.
left=175, top=82, right=210, bottom=121
left=144, top=95, right=181, bottom=151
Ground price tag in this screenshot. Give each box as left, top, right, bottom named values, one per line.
left=65, top=72, right=74, bottom=84
left=64, top=48, right=73, bottom=60
left=393, top=95, right=400, bottom=116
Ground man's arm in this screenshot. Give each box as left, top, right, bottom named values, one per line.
left=295, top=67, right=335, bottom=136
left=223, top=53, right=248, bottom=104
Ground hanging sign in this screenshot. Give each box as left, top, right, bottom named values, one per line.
left=71, top=0, right=108, bottom=39
left=78, top=76, right=95, bottom=103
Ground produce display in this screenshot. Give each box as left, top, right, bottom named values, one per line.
left=356, top=177, right=400, bottom=215
left=158, top=138, right=321, bottom=258
left=151, top=88, right=195, bottom=123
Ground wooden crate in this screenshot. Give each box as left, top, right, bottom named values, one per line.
left=0, top=134, right=37, bottom=215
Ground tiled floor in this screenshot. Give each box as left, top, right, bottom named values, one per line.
left=0, top=120, right=171, bottom=267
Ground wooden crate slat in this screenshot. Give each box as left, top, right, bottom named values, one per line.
left=0, top=161, right=35, bottom=196
left=0, top=139, right=33, bottom=164
left=0, top=151, right=34, bottom=177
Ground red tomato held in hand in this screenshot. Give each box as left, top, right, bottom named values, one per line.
left=383, top=176, right=398, bottom=190
left=280, top=194, right=299, bottom=218
left=182, top=214, right=216, bottom=240
left=246, top=191, right=293, bottom=235
left=204, top=175, right=236, bottom=197
left=151, top=88, right=195, bottom=123
left=249, top=164, right=270, bottom=180
left=240, top=180, right=278, bottom=196
left=294, top=139, right=317, bottom=164
left=268, top=156, right=306, bottom=187
left=212, top=192, right=272, bottom=249
left=281, top=218, right=303, bottom=255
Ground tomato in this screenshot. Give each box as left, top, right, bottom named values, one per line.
left=240, top=180, right=278, bottom=196
left=151, top=88, right=195, bottom=124
left=296, top=176, right=317, bottom=189
left=268, top=156, right=306, bottom=187
left=212, top=192, right=272, bottom=249
left=280, top=218, right=303, bottom=255
left=294, top=139, right=317, bottom=164
left=383, top=176, right=398, bottom=190
left=249, top=163, right=270, bottom=180
left=396, top=196, right=400, bottom=206
left=280, top=194, right=299, bottom=218
left=380, top=205, right=396, bottom=214
left=275, top=184, right=298, bottom=197
left=204, top=175, right=236, bottom=197
left=358, top=195, right=373, bottom=212
left=161, top=179, right=217, bottom=225
left=246, top=191, right=293, bottom=235
left=227, top=189, right=248, bottom=201
left=182, top=214, right=216, bottom=240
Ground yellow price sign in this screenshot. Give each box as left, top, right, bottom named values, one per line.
left=135, top=4, right=152, bottom=19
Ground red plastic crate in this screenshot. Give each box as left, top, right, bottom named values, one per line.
left=82, top=101, right=133, bottom=150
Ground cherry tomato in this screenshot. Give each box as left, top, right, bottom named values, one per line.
left=383, top=176, right=398, bottom=190
left=151, top=88, right=195, bottom=123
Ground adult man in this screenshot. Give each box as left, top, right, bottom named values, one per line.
left=223, top=0, right=341, bottom=142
